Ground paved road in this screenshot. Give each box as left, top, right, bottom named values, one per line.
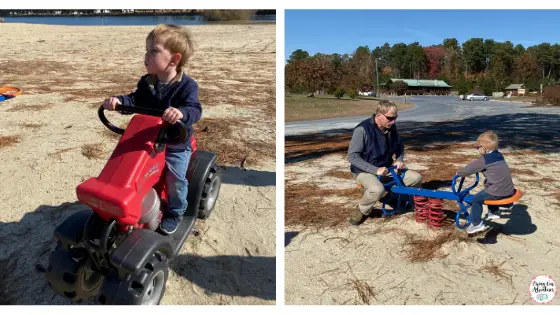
left=285, top=96, right=560, bottom=135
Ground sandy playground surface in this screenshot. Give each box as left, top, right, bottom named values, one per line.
left=0, top=23, right=275, bottom=305
left=285, top=115, right=560, bottom=305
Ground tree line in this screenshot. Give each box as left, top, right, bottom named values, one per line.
left=0, top=10, right=275, bottom=21
left=285, top=38, right=560, bottom=96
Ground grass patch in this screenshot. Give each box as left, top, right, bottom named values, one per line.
left=285, top=182, right=362, bottom=227
left=491, top=96, right=538, bottom=103
left=201, top=9, right=256, bottom=21
left=48, top=147, right=75, bottom=159
left=351, top=278, right=376, bottom=304
left=0, top=135, right=21, bottom=149
left=402, top=228, right=472, bottom=262
left=285, top=94, right=413, bottom=122
left=479, top=259, right=514, bottom=287
left=194, top=118, right=275, bottom=167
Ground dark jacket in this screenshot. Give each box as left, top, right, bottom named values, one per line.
left=117, top=72, right=202, bottom=151
left=457, top=150, right=515, bottom=197
left=348, top=118, right=404, bottom=174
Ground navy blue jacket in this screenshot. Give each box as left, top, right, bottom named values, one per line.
left=348, top=118, right=404, bottom=174
left=117, top=72, right=202, bottom=151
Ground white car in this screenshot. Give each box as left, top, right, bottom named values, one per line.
left=466, top=93, right=489, bottom=101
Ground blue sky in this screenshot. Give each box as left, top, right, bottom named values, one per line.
left=285, top=10, right=560, bottom=60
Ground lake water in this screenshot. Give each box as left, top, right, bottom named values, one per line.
left=2, top=14, right=276, bottom=26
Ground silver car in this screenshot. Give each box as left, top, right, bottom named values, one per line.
left=466, top=93, right=489, bottom=101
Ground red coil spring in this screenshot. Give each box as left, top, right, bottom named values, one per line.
left=413, top=196, right=429, bottom=223
left=428, top=198, right=445, bottom=227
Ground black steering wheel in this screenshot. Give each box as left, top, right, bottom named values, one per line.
left=98, top=104, right=188, bottom=144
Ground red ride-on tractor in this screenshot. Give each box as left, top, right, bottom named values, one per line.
left=45, top=104, right=221, bottom=305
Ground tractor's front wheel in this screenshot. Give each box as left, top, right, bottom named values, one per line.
left=46, top=244, right=104, bottom=302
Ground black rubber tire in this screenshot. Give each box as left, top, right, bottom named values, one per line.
left=74, top=256, right=105, bottom=300
left=197, top=166, right=221, bottom=219
left=46, top=246, right=103, bottom=303
left=96, top=251, right=169, bottom=305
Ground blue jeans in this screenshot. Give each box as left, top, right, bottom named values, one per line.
left=165, top=147, right=192, bottom=217
left=470, top=189, right=502, bottom=225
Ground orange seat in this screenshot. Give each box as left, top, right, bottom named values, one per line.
left=0, top=86, right=23, bottom=97
left=356, top=184, right=363, bottom=189
left=484, top=189, right=523, bottom=205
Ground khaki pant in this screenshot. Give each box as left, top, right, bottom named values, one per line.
left=354, top=170, right=422, bottom=215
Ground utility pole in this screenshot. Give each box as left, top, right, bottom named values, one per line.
left=375, top=58, right=379, bottom=97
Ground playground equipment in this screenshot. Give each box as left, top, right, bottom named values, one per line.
left=367, top=166, right=523, bottom=229
left=0, top=86, right=23, bottom=102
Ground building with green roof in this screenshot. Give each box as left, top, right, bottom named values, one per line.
left=386, top=78, right=452, bottom=95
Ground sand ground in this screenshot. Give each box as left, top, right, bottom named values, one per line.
left=0, top=23, right=276, bottom=305
left=285, top=120, right=560, bottom=305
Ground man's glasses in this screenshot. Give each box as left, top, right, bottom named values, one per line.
left=383, top=113, right=398, bottom=121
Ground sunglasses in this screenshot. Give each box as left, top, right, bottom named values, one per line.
left=383, top=113, right=398, bottom=121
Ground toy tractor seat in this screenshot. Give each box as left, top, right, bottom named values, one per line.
left=484, top=189, right=523, bottom=206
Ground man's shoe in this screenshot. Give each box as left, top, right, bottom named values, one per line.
left=160, top=216, right=182, bottom=235
left=466, top=222, right=487, bottom=234
left=349, top=208, right=365, bottom=226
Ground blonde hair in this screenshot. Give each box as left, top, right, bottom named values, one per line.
left=147, top=24, right=195, bottom=72
left=374, top=100, right=398, bottom=116
left=478, top=131, right=499, bottom=151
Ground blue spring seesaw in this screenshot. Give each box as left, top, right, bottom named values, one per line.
left=368, top=165, right=523, bottom=229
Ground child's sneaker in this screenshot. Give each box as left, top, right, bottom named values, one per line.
left=466, top=222, right=487, bottom=234
left=160, top=216, right=182, bottom=235
left=486, top=211, right=500, bottom=220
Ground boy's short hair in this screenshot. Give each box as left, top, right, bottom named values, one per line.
left=147, top=24, right=195, bottom=72
left=374, top=100, right=398, bottom=116
left=478, top=131, right=499, bottom=151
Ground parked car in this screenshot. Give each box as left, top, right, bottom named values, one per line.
left=359, top=91, right=377, bottom=97
left=458, top=94, right=466, bottom=100
left=466, top=93, right=489, bottom=101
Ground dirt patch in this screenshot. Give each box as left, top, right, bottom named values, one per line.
left=18, top=123, right=44, bottom=129
left=286, top=133, right=351, bottom=163
left=6, top=104, right=54, bottom=112
left=0, top=60, right=76, bottom=77
left=81, top=143, right=105, bottom=159
left=48, top=147, right=76, bottom=160
left=0, top=135, right=21, bottom=149
left=326, top=169, right=353, bottom=180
